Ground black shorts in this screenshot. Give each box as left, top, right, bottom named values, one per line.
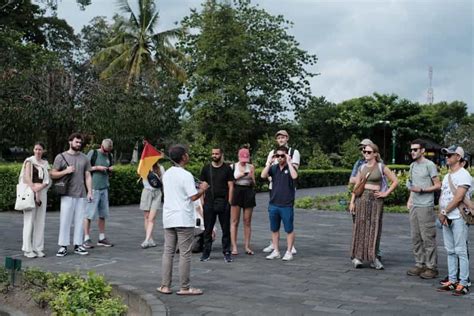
left=231, top=185, right=256, bottom=208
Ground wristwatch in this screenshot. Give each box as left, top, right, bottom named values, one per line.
left=440, top=209, right=447, bottom=216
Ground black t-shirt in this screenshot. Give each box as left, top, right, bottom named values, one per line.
left=200, top=163, right=234, bottom=203
left=269, top=164, right=295, bottom=207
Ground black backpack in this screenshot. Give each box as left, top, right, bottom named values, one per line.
left=91, top=149, right=114, bottom=168
left=147, top=171, right=162, bottom=189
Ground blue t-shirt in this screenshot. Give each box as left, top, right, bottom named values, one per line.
left=269, top=164, right=295, bottom=207
left=351, top=159, right=366, bottom=178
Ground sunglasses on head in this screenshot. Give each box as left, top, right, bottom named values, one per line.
left=410, top=148, right=420, bottom=152
left=274, top=154, right=286, bottom=158
left=363, top=150, right=373, bottom=154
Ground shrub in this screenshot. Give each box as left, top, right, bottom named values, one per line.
left=340, top=136, right=361, bottom=168
left=307, top=143, right=332, bottom=169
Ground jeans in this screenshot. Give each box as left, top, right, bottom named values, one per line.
left=86, top=189, right=110, bottom=220
left=203, top=201, right=231, bottom=254
left=442, top=217, right=470, bottom=286
left=161, top=227, right=194, bottom=290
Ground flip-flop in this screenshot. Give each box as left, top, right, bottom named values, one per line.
left=176, top=288, right=203, bottom=296
left=231, top=252, right=239, bottom=256
left=245, top=250, right=254, bottom=255
left=156, top=286, right=172, bottom=295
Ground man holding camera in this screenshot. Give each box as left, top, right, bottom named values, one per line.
left=83, top=139, right=115, bottom=249
left=199, top=147, right=234, bottom=263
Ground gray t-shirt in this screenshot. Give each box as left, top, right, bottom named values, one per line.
left=408, top=159, right=438, bottom=207
left=53, top=152, right=92, bottom=198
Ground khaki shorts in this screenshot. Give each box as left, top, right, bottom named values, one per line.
left=140, top=189, right=162, bottom=212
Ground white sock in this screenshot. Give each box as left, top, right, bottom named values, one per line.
left=84, top=234, right=90, bottom=242
left=99, top=233, right=105, bottom=240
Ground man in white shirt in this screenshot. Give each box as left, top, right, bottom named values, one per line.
left=263, top=130, right=300, bottom=254
left=157, top=145, right=209, bottom=296
left=437, top=146, right=472, bottom=296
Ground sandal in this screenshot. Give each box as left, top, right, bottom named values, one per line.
left=176, top=287, right=203, bottom=296
left=245, top=250, right=254, bottom=255
left=231, top=251, right=239, bottom=256
left=156, top=286, right=172, bottom=295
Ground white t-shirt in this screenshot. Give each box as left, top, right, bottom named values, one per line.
left=162, top=166, right=198, bottom=228
left=266, top=147, right=301, bottom=167
left=143, top=165, right=166, bottom=190
left=440, top=168, right=473, bottom=219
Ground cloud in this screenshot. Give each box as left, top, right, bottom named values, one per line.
left=56, top=0, right=473, bottom=112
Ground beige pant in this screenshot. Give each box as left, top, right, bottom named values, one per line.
left=22, top=190, right=47, bottom=253
left=409, top=206, right=437, bottom=269
left=161, top=227, right=194, bottom=290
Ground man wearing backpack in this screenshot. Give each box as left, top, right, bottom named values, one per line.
left=263, top=130, right=300, bottom=254
left=406, top=139, right=441, bottom=279
left=82, top=139, right=114, bottom=249
left=436, top=145, right=472, bottom=296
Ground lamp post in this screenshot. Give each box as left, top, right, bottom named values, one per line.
left=391, top=129, right=397, bottom=164
left=378, top=120, right=390, bottom=161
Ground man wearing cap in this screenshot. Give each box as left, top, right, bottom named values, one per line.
left=263, top=130, right=300, bottom=254
left=199, top=147, right=234, bottom=263
left=406, top=139, right=441, bottom=279
left=437, top=145, right=472, bottom=296
left=349, top=139, right=373, bottom=185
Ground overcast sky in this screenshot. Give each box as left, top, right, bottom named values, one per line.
left=54, top=0, right=473, bottom=112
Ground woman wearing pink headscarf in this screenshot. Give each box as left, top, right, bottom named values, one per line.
left=230, top=147, right=256, bottom=255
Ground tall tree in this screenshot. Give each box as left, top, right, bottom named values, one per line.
left=179, top=0, right=317, bottom=152
left=92, top=0, right=185, bottom=90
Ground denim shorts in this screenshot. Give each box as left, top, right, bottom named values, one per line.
left=86, top=189, right=110, bottom=220
left=268, top=204, right=294, bottom=233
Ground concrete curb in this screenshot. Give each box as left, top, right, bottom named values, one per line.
left=110, top=282, right=168, bottom=316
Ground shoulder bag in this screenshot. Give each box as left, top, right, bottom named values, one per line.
left=447, top=175, right=474, bottom=225
left=15, top=161, right=36, bottom=211
left=53, top=153, right=71, bottom=196
left=353, top=164, right=377, bottom=197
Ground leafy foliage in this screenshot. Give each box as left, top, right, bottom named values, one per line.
left=340, top=136, right=362, bottom=168
left=307, top=143, right=332, bottom=169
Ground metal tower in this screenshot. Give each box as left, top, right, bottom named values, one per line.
left=427, top=66, right=434, bottom=104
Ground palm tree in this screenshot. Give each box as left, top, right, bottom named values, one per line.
left=92, top=0, right=186, bottom=90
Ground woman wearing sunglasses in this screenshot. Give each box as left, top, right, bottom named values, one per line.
left=349, top=143, right=398, bottom=270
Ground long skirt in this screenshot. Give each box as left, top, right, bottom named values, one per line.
left=350, top=190, right=383, bottom=262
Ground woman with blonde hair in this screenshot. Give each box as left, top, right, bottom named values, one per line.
left=349, top=143, right=398, bottom=270
left=21, top=142, right=51, bottom=258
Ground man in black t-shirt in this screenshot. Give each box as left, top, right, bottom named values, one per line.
left=199, top=148, right=234, bottom=263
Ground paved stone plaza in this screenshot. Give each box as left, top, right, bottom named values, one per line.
left=1, top=186, right=473, bottom=315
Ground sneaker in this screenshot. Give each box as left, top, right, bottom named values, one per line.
left=82, top=239, right=95, bottom=249
left=420, top=268, right=439, bottom=279
left=266, top=250, right=281, bottom=260
left=56, top=247, right=67, bottom=257
left=373, top=257, right=384, bottom=270
left=224, top=253, right=233, bottom=263
left=148, top=239, right=157, bottom=247
left=97, top=238, right=114, bottom=247
left=141, top=240, right=150, bottom=249
left=35, top=250, right=45, bottom=258
left=74, top=245, right=89, bottom=255
left=352, top=258, right=363, bottom=268
left=407, top=266, right=426, bottom=276
left=200, top=253, right=211, bottom=262
left=437, top=281, right=457, bottom=292
left=263, top=243, right=274, bottom=253
left=452, top=284, right=470, bottom=296
left=282, top=251, right=293, bottom=261
left=439, top=276, right=471, bottom=287
left=291, top=246, right=297, bottom=255
left=24, top=252, right=37, bottom=258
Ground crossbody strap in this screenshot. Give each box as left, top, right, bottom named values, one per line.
left=448, top=174, right=473, bottom=208
left=60, top=153, right=70, bottom=167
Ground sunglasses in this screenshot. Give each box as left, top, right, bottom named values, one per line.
left=274, top=154, right=286, bottom=158
left=410, top=148, right=420, bottom=152
left=362, top=151, right=373, bottom=154
left=445, top=154, right=455, bottom=158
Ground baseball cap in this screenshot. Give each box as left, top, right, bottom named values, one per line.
left=238, top=148, right=250, bottom=163
left=359, top=139, right=373, bottom=147
left=275, top=130, right=289, bottom=138
left=441, top=145, right=465, bottom=160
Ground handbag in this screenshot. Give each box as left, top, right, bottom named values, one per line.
left=53, top=153, right=71, bottom=196
left=447, top=175, right=474, bottom=225
left=14, top=161, right=36, bottom=211
left=352, top=164, right=376, bottom=197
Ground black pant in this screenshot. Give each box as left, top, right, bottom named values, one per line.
left=203, top=202, right=231, bottom=254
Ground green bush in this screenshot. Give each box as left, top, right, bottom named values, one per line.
left=22, top=268, right=127, bottom=316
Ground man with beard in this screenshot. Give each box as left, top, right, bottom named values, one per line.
left=406, top=139, right=441, bottom=279
left=199, top=148, right=234, bottom=263
left=51, top=133, right=92, bottom=257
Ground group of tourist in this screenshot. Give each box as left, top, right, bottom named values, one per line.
left=17, top=132, right=472, bottom=296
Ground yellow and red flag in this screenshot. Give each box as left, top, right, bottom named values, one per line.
left=137, top=141, right=162, bottom=180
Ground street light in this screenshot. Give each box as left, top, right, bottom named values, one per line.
left=378, top=120, right=390, bottom=162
